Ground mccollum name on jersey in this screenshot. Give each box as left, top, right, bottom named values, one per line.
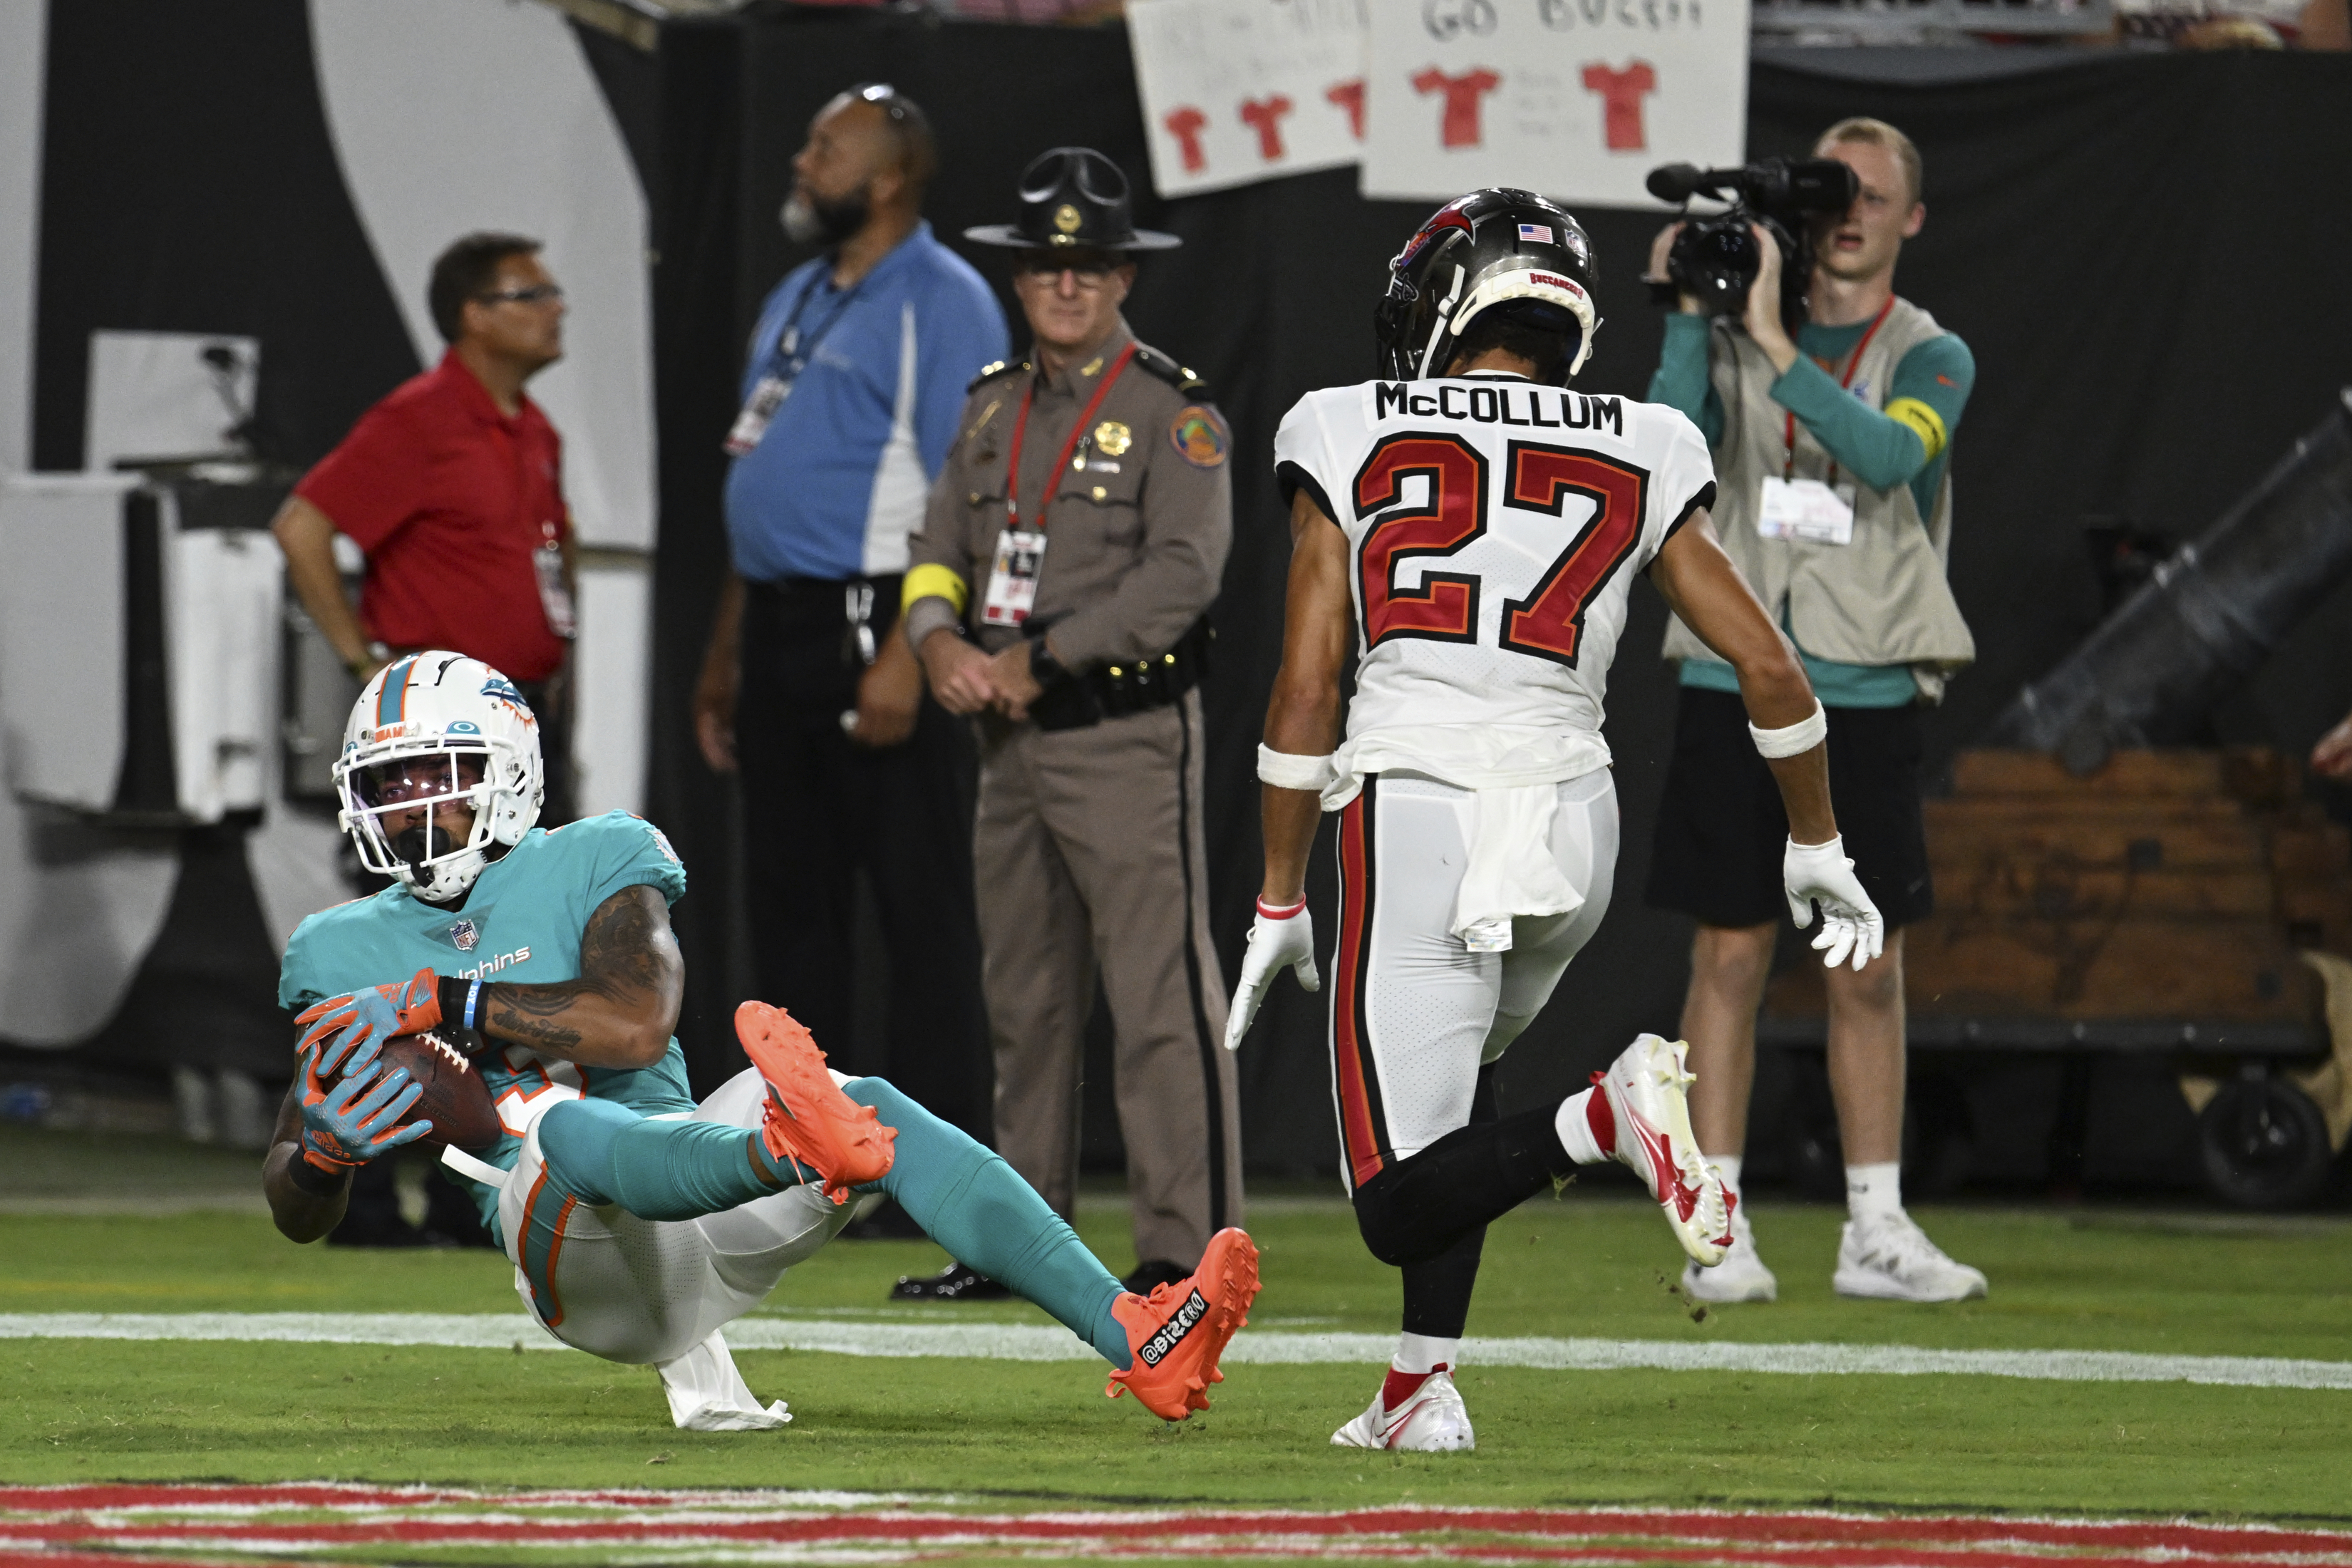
left=1372, top=381, right=1626, bottom=435
left=1274, top=374, right=1717, bottom=748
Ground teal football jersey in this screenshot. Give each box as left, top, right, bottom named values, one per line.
left=280, top=811, right=697, bottom=1234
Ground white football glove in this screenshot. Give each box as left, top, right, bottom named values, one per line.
left=1224, top=902, right=1319, bottom=1051
left=1783, top=835, right=1884, bottom=971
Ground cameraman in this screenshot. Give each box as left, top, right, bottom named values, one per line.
left=1642, top=118, right=1982, bottom=1306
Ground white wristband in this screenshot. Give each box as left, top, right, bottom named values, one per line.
left=1257, top=743, right=1336, bottom=792
left=1750, top=703, right=1827, bottom=759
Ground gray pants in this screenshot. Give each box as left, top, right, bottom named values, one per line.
left=974, top=688, right=1242, bottom=1270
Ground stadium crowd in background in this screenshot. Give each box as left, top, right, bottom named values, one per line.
left=691, top=83, right=1001, bottom=1249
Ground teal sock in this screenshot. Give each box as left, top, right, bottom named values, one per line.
left=537, top=1098, right=796, bottom=1220
left=846, top=1077, right=1132, bottom=1368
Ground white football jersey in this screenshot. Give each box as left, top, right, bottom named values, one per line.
left=1274, top=372, right=1716, bottom=750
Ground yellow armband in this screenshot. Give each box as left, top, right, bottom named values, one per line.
left=1884, top=397, right=1949, bottom=463
left=902, top=563, right=969, bottom=617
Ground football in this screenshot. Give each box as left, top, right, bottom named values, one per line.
left=376, top=1028, right=502, bottom=1152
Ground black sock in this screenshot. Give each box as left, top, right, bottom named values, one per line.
left=1352, top=1067, right=1572, bottom=1269
left=1401, top=1222, right=1487, bottom=1339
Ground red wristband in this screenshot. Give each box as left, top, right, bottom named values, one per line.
left=1256, top=896, right=1308, bottom=919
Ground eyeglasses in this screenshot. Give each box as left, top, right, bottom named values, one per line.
left=1013, top=257, right=1118, bottom=287
left=475, top=284, right=564, bottom=307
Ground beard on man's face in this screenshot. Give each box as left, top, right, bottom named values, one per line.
left=782, top=185, right=872, bottom=247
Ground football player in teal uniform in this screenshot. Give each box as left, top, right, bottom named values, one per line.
left=262, top=652, right=1258, bottom=1429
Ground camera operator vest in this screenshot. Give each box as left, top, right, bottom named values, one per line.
left=1660, top=297, right=1975, bottom=700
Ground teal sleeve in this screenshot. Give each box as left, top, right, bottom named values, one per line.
left=569, top=811, right=689, bottom=914
left=1646, top=314, right=1723, bottom=449
left=1771, top=334, right=1974, bottom=495
left=277, top=923, right=319, bottom=1013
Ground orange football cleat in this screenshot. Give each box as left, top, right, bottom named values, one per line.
left=734, top=1000, right=897, bottom=1204
left=1105, top=1227, right=1261, bottom=1420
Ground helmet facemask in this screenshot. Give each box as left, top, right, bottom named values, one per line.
left=337, top=743, right=521, bottom=904
left=334, top=652, right=545, bottom=907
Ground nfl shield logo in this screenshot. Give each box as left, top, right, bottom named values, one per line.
left=450, top=919, right=480, bottom=952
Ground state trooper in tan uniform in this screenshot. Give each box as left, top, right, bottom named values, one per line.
left=900, top=148, right=1240, bottom=1294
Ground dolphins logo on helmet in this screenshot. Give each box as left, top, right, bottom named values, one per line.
left=334, top=651, right=545, bottom=904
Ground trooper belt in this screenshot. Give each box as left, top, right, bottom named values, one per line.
left=1026, top=616, right=1214, bottom=734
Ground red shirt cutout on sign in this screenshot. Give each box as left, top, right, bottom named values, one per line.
left=1577, top=61, right=1656, bottom=151
left=1163, top=106, right=1209, bottom=173
left=1325, top=78, right=1366, bottom=140
left=1410, top=67, right=1501, bottom=150
left=1239, top=95, right=1294, bottom=162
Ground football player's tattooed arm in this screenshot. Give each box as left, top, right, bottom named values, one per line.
left=1647, top=512, right=1838, bottom=846
left=1257, top=488, right=1354, bottom=904
left=474, top=884, right=683, bottom=1069
left=262, top=1073, right=348, bottom=1244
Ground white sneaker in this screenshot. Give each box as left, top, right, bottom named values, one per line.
left=1683, top=1198, right=1777, bottom=1303
left=1330, top=1369, right=1475, bottom=1452
left=1593, top=1035, right=1731, bottom=1266
left=1834, top=1212, right=1988, bottom=1302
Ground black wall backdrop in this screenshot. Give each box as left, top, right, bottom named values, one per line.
left=23, top=2, right=2352, bottom=1187
left=644, top=21, right=2352, bottom=1185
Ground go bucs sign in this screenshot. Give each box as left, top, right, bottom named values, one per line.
left=1361, top=0, right=1748, bottom=207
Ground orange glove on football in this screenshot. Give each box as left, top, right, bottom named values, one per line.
left=294, top=966, right=441, bottom=1078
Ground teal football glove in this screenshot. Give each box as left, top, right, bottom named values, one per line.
left=299, top=1046, right=430, bottom=1174
left=294, top=966, right=441, bottom=1078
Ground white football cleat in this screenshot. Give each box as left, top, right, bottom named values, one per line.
left=1594, top=1035, right=1731, bottom=1266
left=1834, top=1212, right=1988, bottom=1303
left=1330, top=1369, right=1475, bottom=1452
left=1682, top=1197, right=1776, bottom=1304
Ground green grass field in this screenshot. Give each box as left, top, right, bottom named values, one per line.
left=3, top=1126, right=2348, bottom=1525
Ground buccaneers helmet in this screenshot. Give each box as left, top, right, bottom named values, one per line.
left=335, top=651, right=545, bottom=903
left=1373, top=189, right=1601, bottom=385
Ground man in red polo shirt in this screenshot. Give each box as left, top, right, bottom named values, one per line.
left=273, top=231, right=577, bottom=822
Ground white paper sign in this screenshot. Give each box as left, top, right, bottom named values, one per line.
left=1128, top=0, right=1370, bottom=198
left=1359, top=0, right=1748, bottom=210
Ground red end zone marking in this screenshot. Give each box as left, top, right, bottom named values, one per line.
left=4, top=1490, right=2348, bottom=1565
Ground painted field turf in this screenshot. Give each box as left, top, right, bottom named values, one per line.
left=8, top=1485, right=2352, bottom=1568
left=3, top=1169, right=2347, bottom=1524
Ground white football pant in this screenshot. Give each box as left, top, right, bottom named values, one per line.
left=490, top=1066, right=867, bottom=1429
left=1328, top=768, right=1618, bottom=1192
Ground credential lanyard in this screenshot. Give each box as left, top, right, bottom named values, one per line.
left=1782, top=295, right=1895, bottom=486
left=1005, top=342, right=1137, bottom=532
left=770, top=269, right=870, bottom=383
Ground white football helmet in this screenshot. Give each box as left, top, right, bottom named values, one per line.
left=334, top=651, right=544, bottom=903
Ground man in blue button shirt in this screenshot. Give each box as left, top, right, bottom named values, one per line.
left=693, top=84, right=1007, bottom=1180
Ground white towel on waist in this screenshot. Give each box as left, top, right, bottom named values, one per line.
left=1321, top=723, right=1603, bottom=954
left=1451, top=783, right=1583, bottom=951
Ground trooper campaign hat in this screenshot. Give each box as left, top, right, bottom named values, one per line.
left=965, top=148, right=1181, bottom=252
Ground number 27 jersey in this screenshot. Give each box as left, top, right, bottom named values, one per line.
left=1274, top=373, right=1716, bottom=755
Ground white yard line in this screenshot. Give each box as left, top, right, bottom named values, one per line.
left=2, top=1312, right=2348, bottom=1390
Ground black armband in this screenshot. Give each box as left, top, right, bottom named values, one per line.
left=435, top=974, right=493, bottom=1043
